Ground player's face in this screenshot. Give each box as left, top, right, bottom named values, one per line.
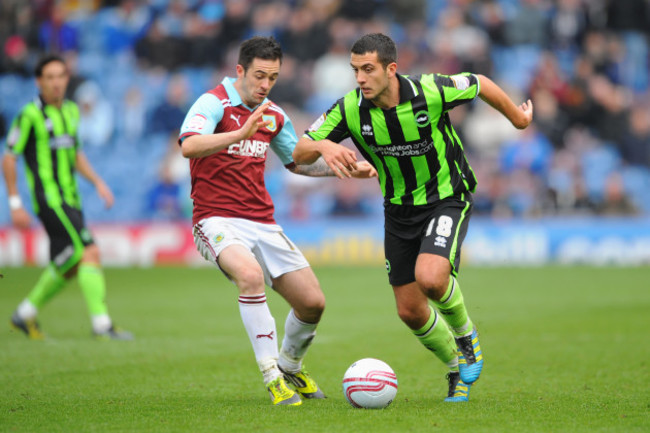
left=350, top=52, right=395, bottom=102
left=37, top=61, right=69, bottom=105
left=236, top=58, right=281, bottom=107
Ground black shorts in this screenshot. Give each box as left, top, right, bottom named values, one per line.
left=37, top=202, right=94, bottom=273
left=384, top=194, right=472, bottom=286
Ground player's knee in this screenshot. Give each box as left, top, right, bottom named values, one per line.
left=396, top=303, right=426, bottom=329
left=235, top=269, right=265, bottom=294
left=82, top=245, right=101, bottom=264
left=306, top=293, right=326, bottom=320
left=415, top=271, right=448, bottom=301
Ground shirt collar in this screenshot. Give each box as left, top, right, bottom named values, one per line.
left=359, top=73, right=418, bottom=108
left=221, top=77, right=269, bottom=110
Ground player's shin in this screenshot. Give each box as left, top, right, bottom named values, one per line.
left=25, top=265, right=66, bottom=313
left=278, top=309, right=317, bottom=373
left=238, top=293, right=281, bottom=383
left=78, top=263, right=112, bottom=333
left=413, top=305, right=458, bottom=370
left=433, top=277, right=473, bottom=337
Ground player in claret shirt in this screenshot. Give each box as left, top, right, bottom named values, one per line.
left=179, top=36, right=376, bottom=406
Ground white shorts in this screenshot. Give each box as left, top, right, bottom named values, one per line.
left=193, top=216, right=310, bottom=287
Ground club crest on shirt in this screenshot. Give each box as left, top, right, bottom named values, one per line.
left=414, top=110, right=431, bottom=128
left=263, top=115, right=277, bottom=132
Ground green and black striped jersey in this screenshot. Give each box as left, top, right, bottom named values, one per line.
left=5, top=96, right=82, bottom=213
left=305, top=73, right=480, bottom=206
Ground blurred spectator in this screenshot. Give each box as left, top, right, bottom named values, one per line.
left=102, top=0, right=151, bottom=54
left=1, top=35, right=31, bottom=77
left=39, top=4, right=79, bottom=52
left=118, top=86, right=146, bottom=141
left=619, top=105, right=650, bottom=167
left=596, top=172, right=639, bottom=216
left=504, top=0, right=549, bottom=46
left=149, top=74, right=189, bottom=135
left=75, top=80, right=114, bottom=148
left=145, top=131, right=190, bottom=221
left=329, top=181, right=371, bottom=217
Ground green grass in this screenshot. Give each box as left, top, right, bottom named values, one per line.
left=1, top=266, right=649, bottom=432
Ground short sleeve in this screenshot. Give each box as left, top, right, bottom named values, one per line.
left=303, top=99, right=350, bottom=143
left=6, top=110, right=32, bottom=155
left=434, top=73, right=480, bottom=112
left=269, top=112, right=298, bottom=166
left=178, top=93, right=223, bottom=144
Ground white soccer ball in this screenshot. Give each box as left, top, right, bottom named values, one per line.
left=342, top=358, right=398, bottom=409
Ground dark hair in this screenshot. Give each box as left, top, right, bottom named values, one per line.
left=238, top=36, right=283, bottom=71
left=350, top=33, right=397, bottom=68
left=35, top=54, right=66, bottom=77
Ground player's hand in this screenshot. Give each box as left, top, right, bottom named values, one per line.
left=317, top=140, right=358, bottom=179
left=514, top=99, right=534, bottom=129
left=10, top=208, right=31, bottom=229
left=96, top=181, right=115, bottom=209
left=350, top=161, right=378, bottom=179
left=240, top=101, right=272, bottom=140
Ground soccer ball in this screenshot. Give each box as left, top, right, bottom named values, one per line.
left=342, top=358, right=398, bottom=409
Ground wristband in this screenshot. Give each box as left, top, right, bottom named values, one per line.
left=8, top=195, right=23, bottom=210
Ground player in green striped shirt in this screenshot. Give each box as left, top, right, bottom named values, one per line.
left=294, top=33, right=533, bottom=402
left=2, top=54, right=132, bottom=340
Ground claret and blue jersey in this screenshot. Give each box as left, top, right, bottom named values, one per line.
left=179, top=77, right=299, bottom=225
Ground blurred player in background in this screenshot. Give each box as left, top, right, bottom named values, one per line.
left=179, top=36, right=376, bottom=406
left=294, top=33, right=533, bottom=402
left=2, top=54, right=133, bottom=341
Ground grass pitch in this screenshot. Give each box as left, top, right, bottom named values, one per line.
left=1, top=265, right=649, bottom=432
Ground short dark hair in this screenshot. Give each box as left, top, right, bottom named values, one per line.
left=238, top=36, right=283, bottom=71
left=35, top=54, right=66, bottom=77
left=350, top=33, right=397, bottom=68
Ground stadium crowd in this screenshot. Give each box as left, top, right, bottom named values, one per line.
left=1, top=0, right=649, bottom=223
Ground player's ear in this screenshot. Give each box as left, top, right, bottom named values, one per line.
left=236, top=64, right=245, bottom=79
left=386, top=62, right=397, bottom=78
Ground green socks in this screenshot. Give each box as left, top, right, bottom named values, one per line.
left=413, top=305, right=458, bottom=369
left=77, top=263, right=109, bottom=316
left=27, top=265, right=66, bottom=308
left=434, top=277, right=473, bottom=337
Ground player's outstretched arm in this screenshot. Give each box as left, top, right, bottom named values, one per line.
left=290, top=157, right=377, bottom=179
left=294, top=137, right=359, bottom=179
left=182, top=102, right=271, bottom=159
left=477, top=74, right=533, bottom=129
left=2, top=153, right=31, bottom=228
left=76, top=151, right=114, bottom=208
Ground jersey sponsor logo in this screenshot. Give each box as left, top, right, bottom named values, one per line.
left=188, top=114, right=207, bottom=130
left=362, top=124, right=373, bottom=136
left=230, top=113, right=242, bottom=127
left=450, top=74, right=470, bottom=90
left=308, top=113, right=326, bottom=132
left=228, top=139, right=270, bottom=158
left=262, top=114, right=277, bottom=132
left=50, top=135, right=75, bottom=149
left=369, top=138, right=434, bottom=157
left=414, top=110, right=430, bottom=128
